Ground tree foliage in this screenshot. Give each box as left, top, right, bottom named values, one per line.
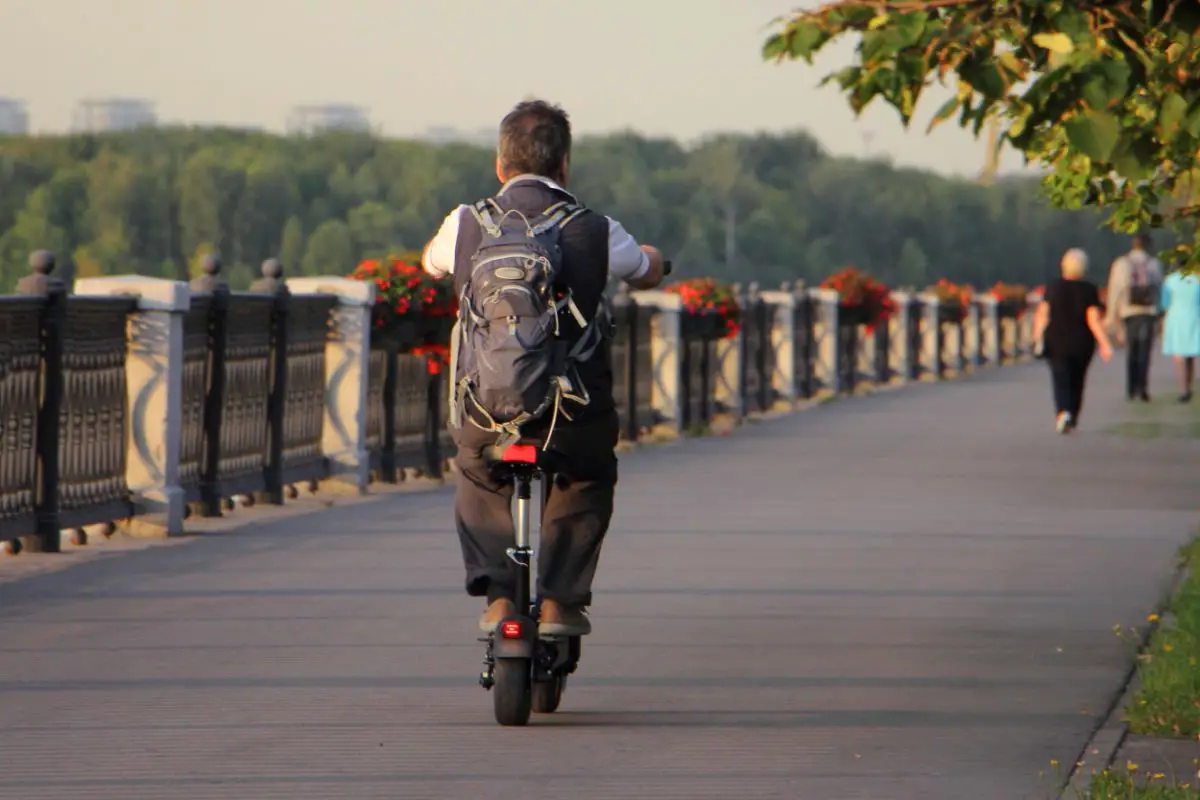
left=0, top=126, right=1130, bottom=292
left=764, top=0, right=1200, bottom=266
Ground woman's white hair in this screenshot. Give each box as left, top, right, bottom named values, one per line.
left=1061, top=247, right=1088, bottom=278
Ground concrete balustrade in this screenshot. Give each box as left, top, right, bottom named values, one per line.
left=0, top=252, right=1041, bottom=555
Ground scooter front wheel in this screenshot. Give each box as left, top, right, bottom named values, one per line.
left=492, top=658, right=532, bottom=726
left=531, top=675, right=565, bottom=714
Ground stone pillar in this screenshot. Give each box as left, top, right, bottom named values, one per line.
left=964, top=300, right=982, bottom=367
left=760, top=287, right=796, bottom=407
left=919, top=294, right=941, bottom=379
left=73, top=275, right=190, bottom=536
left=810, top=288, right=840, bottom=394
left=980, top=295, right=1001, bottom=365
left=714, top=284, right=746, bottom=422
left=889, top=292, right=912, bottom=382
left=286, top=276, right=375, bottom=494
left=631, top=289, right=682, bottom=433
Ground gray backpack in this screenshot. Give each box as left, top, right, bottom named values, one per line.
left=449, top=198, right=605, bottom=444
left=1127, top=251, right=1159, bottom=307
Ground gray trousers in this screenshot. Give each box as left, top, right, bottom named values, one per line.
left=451, top=410, right=619, bottom=607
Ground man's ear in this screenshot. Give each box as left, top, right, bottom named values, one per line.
left=495, top=156, right=506, bottom=184
left=559, top=155, right=570, bottom=186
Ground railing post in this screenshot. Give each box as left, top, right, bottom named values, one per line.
left=761, top=285, right=795, bottom=408
left=920, top=294, right=942, bottom=379
left=611, top=285, right=640, bottom=442
left=189, top=255, right=228, bottom=518
left=811, top=288, right=840, bottom=394
left=422, top=356, right=444, bottom=480
left=251, top=259, right=289, bottom=505
left=16, top=251, right=65, bottom=553
left=965, top=299, right=982, bottom=368
left=378, top=348, right=399, bottom=483
left=874, top=310, right=891, bottom=384
left=980, top=295, right=1001, bottom=366
left=793, top=283, right=814, bottom=399
left=631, top=289, right=682, bottom=435
left=74, top=273, right=190, bottom=536
left=889, top=292, right=912, bottom=382
left=286, top=276, right=375, bottom=494
left=715, top=283, right=744, bottom=423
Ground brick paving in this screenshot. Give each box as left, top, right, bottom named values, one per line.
left=0, top=358, right=1196, bottom=799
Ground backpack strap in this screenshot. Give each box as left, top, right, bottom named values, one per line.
left=468, top=199, right=502, bottom=238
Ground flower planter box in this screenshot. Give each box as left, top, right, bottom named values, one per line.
left=681, top=311, right=727, bottom=340
left=937, top=304, right=967, bottom=325
left=995, top=300, right=1023, bottom=318
left=373, top=314, right=454, bottom=352
left=837, top=302, right=870, bottom=327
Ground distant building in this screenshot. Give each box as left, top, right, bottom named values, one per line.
left=0, top=99, right=29, bottom=135
left=421, top=125, right=497, bottom=146
left=73, top=98, right=157, bottom=132
left=286, top=104, right=371, bottom=135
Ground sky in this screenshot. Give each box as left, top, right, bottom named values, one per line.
left=1, top=0, right=1031, bottom=179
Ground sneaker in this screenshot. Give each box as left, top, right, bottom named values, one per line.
left=538, top=599, right=591, bottom=636
left=478, top=597, right=517, bottom=632
left=1139, top=391, right=1151, bottom=402
left=1056, top=412, right=1072, bottom=434
left=1179, top=392, right=1192, bottom=404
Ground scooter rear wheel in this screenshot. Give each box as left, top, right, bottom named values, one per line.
left=492, top=658, right=532, bottom=726
left=531, top=675, right=565, bottom=714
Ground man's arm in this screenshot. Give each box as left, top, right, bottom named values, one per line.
left=606, top=216, right=664, bottom=290
left=421, top=205, right=468, bottom=279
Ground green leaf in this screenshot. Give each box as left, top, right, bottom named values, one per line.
left=958, top=59, right=1007, bottom=101
left=926, top=96, right=962, bottom=133
left=761, top=33, right=788, bottom=61
left=1080, top=60, right=1132, bottom=111
left=779, top=21, right=829, bottom=63
left=1032, top=32, right=1074, bottom=54
left=1111, top=134, right=1156, bottom=181
left=1185, top=102, right=1200, bottom=138
left=1159, top=92, right=1188, bottom=140
left=893, top=12, right=927, bottom=48
left=1063, top=110, right=1120, bottom=162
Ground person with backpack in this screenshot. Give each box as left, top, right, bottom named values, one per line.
left=1105, top=233, right=1163, bottom=401
left=420, top=99, right=666, bottom=637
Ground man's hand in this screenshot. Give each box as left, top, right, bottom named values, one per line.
left=626, top=245, right=664, bottom=290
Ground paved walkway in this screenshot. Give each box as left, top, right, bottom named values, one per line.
left=0, top=358, right=1196, bottom=799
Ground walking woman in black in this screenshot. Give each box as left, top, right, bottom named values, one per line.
left=1033, top=248, right=1114, bottom=433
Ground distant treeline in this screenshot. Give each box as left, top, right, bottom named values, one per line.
left=0, top=127, right=1131, bottom=292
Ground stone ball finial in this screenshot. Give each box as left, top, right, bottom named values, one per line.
left=201, top=252, right=222, bottom=275
left=261, top=258, right=283, bottom=279
left=29, top=250, right=55, bottom=274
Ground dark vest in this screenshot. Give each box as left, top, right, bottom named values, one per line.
left=451, top=178, right=616, bottom=416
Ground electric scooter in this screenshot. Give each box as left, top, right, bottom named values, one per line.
left=478, top=441, right=580, bottom=726
left=477, top=259, right=672, bottom=726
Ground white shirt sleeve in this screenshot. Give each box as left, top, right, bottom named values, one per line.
left=605, top=216, right=650, bottom=282
left=421, top=205, right=468, bottom=279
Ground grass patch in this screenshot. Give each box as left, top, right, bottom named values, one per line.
left=1107, top=395, right=1200, bottom=440
left=1089, top=767, right=1199, bottom=798
left=1125, top=538, right=1200, bottom=739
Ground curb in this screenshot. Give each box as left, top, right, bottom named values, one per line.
left=1057, top=558, right=1194, bottom=799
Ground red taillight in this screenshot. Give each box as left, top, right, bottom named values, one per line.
left=500, top=621, right=523, bottom=639
left=501, top=444, right=538, bottom=464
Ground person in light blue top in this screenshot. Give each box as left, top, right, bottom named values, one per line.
left=1160, top=268, right=1200, bottom=402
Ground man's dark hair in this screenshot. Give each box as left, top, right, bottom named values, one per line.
left=1132, top=233, right=1151, bottom=250
left=497, top=100, right=572, bottom=181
